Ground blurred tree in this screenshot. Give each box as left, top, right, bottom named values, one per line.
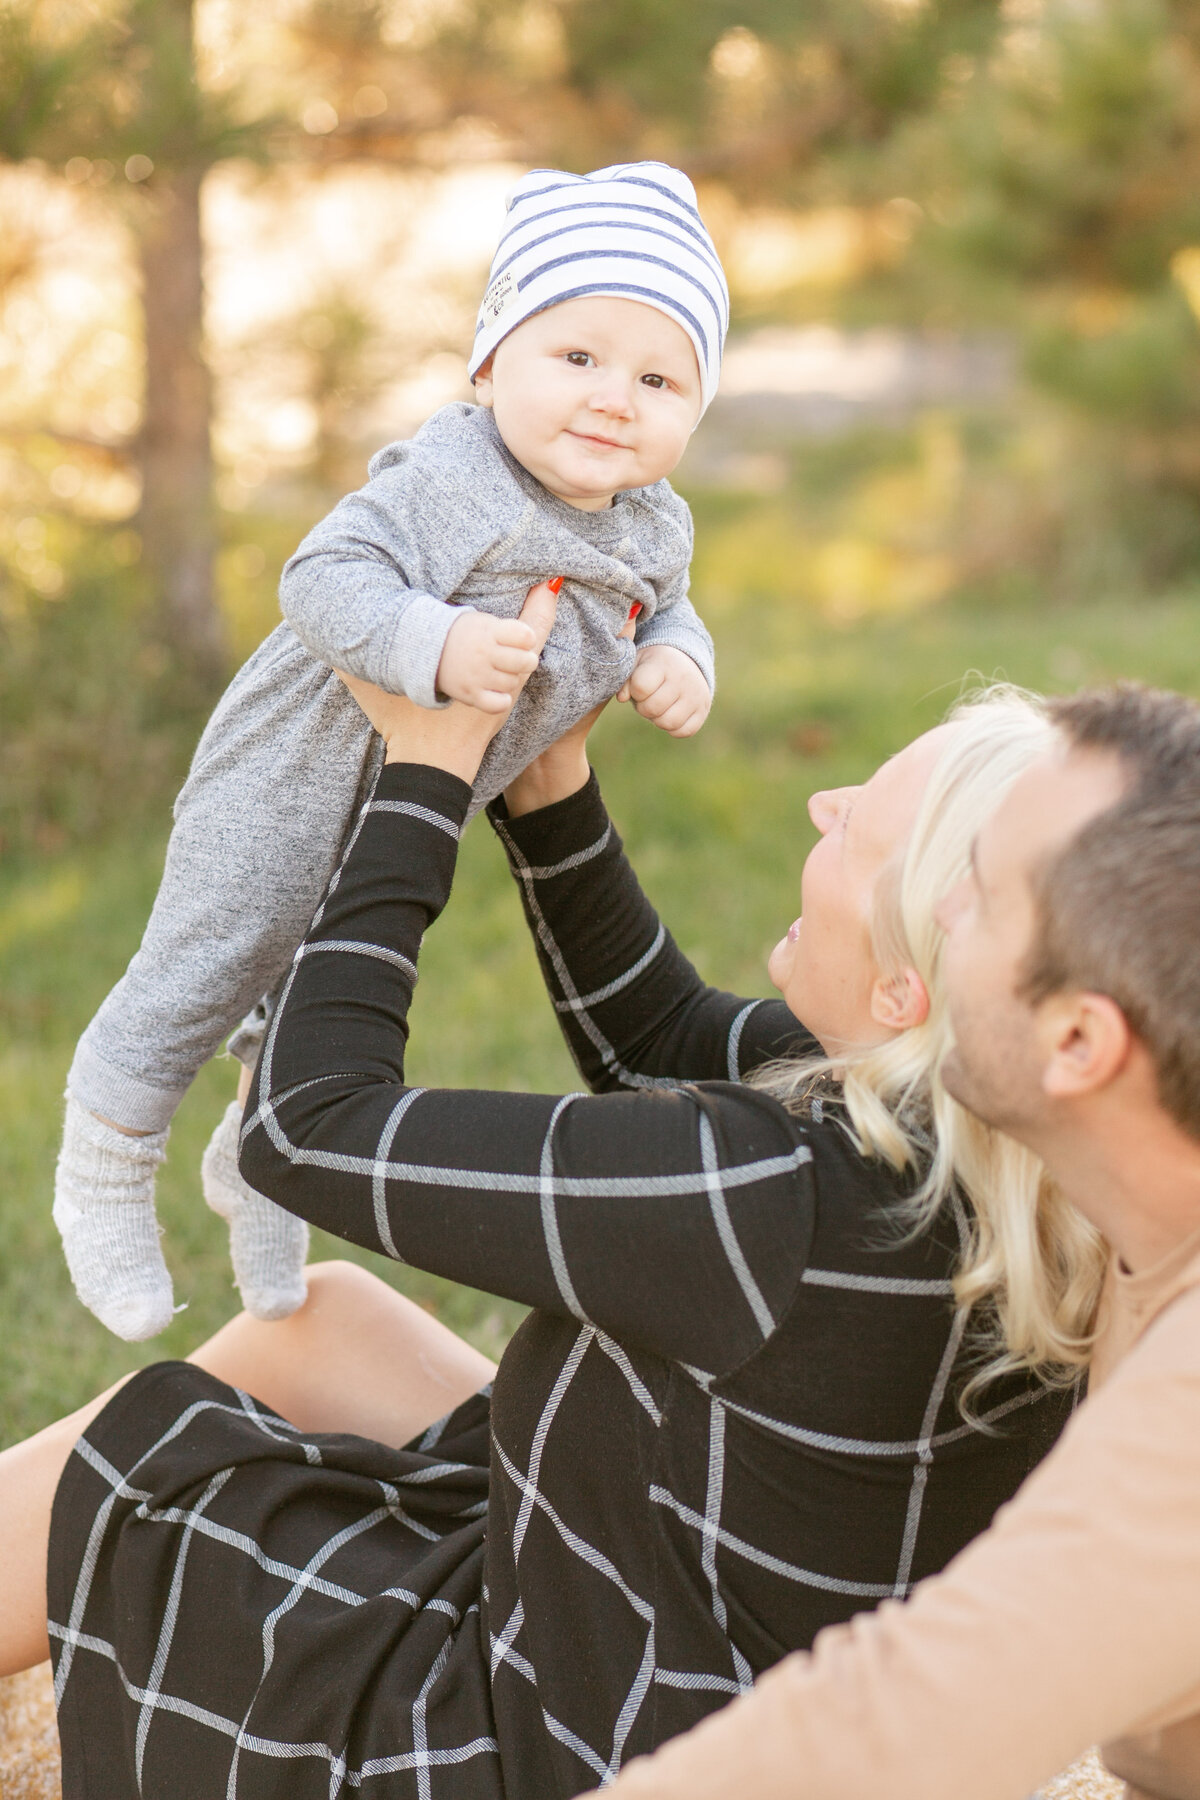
left=226, top=282, right=428, bottom=495
left=0, top=0, right=262, bottom=681
left=129, top=0, right=236, bottom=683
left=0, top=0, right=498, bottom=681
left=903, top=0, right=1200, bottom=576
left=432, top=0, right=1007, bottom=195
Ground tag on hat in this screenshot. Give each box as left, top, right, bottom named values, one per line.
left=481, top=268, right=518, bottom=325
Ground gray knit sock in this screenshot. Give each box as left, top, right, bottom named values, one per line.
left=202, top=1101, right=308, bottom=1321
left=53, top=1094, right=175, bottom=1341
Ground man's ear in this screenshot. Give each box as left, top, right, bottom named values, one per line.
left=869, top=967, right=930, bottom=1033
left=1039, top=991, right=1132, bottom=1099
left=473, top=355, right=495, bottom=408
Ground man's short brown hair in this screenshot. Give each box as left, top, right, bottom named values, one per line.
left=1021, top=683, right=1200, bottom=1140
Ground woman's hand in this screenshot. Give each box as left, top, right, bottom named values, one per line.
left=502, top=610, right=636, bottom=817
left=502, top=704, right=605, bottom=817
left=337, top=581, right=559, bottom=786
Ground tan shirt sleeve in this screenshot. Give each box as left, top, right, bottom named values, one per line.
left=602, top=1287, right=1200, bottom=1800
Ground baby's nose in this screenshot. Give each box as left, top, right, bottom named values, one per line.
left=589, top=376, right=635, bottom=415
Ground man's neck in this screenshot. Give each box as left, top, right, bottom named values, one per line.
left=1039, top=1100, right=1200, bottom=1272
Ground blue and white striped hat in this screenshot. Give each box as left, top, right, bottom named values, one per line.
left=468, top=162, right=729, bottom=416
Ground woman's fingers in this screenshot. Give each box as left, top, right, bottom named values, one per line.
left=495, top=618, right=538, bottom=648
left=519, top=579, right=561, bottom=653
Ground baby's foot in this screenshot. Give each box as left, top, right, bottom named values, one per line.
left=202, top=1101, right=308, bottom=1320
left=53, top=1095, right=174, bottom=1340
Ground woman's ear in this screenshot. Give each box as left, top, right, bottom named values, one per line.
left=869, top=967, right=930, bottom=1033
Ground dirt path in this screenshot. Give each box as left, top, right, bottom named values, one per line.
left=0, top=1665, right=59, bottom=1800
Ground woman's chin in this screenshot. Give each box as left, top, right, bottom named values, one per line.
left=766, top=938, right=791, bottom=990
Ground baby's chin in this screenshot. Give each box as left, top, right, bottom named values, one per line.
left=538, top=468, right=621, bottom=511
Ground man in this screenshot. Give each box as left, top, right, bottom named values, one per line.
left=601, top=683, right=1200, bottom=1800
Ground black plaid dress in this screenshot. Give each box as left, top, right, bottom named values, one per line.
left=49, top=763, right=1076, bottom=1800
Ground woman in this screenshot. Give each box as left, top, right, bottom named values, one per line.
left=2, top=613, right=1104, bottom=1799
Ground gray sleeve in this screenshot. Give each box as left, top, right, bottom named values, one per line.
left=279, top=453, right=494, bottom=710
left=634, top=583, right=715, bottom=693
left=630, top=487, right=714, bottom=692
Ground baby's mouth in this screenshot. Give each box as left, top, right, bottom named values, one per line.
left=569, top=430, right=630, bottom=451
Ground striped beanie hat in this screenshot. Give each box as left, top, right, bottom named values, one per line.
left=468, top=162, right=729, bottom=416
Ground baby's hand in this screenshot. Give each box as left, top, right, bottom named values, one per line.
left=617, top=644, right=711, bottom=738
left=436, top=607, right=545, bottom=713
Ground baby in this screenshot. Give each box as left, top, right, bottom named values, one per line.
left=54, top=160, right=729, bottom=1340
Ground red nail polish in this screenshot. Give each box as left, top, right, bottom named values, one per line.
left=627, top=602, right=642, bottom=620
left=548, top=576, right=564, bottom=594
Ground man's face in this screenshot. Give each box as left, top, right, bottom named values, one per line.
left=935, top=744, right=1127, bottom=1139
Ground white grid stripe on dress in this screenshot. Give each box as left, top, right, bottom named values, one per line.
left=698, top=1112, right=775, bottom=1340
left=374, top=1088, right=426, bottom=1258
left=701, top=1399, right=754, bottom=1692
left=538, top=1093, right=589, bottom=1320
left=552, top=923, right=667, bottom=1015
left=650, top=1488, right=900, bottom=1600
left=892, top=1301, right=971, bottom=1597
left=492, top=815, right=685, bottom=1093
left=137, top=1466, right=235, bottom=1790
left=725, top=1001, right=761, bottom=1081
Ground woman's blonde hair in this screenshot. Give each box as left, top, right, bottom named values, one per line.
left=750, top=685, right=1107, bottom=1415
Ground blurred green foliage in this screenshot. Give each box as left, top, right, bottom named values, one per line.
left=455, top=0, right=1006, bottom=188
left=0, top=542, right=202, bottom=860
left=888, top=0, right=1200, bottom=564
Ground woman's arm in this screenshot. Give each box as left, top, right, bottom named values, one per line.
left=492, top=728, right=815, bottom=1094
left=240, top=630, right=813, bottom=1378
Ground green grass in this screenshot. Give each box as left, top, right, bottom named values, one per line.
left=4, top=559, right=1200, bottom=1446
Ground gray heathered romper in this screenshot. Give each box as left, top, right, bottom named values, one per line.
left=68, top=402, right=714, bottom=1133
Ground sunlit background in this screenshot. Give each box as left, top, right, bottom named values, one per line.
left=4, top=0, right=1200, bottom=1438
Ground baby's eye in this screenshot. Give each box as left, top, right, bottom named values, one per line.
left=564, top=351, right=592, bottom=367
left=641, top=373, right=667, bottom=389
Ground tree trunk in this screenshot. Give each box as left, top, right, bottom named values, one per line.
left=136, top=163, right=224, bottom=680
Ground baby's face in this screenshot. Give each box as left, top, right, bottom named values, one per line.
left=473, top=295, right=702, bottom=510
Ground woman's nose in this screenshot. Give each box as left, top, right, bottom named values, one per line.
left=807, top=789, right=841, bottom=835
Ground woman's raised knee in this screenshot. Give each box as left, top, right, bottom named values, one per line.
left=301, top=1258, right=402, bottom=1320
